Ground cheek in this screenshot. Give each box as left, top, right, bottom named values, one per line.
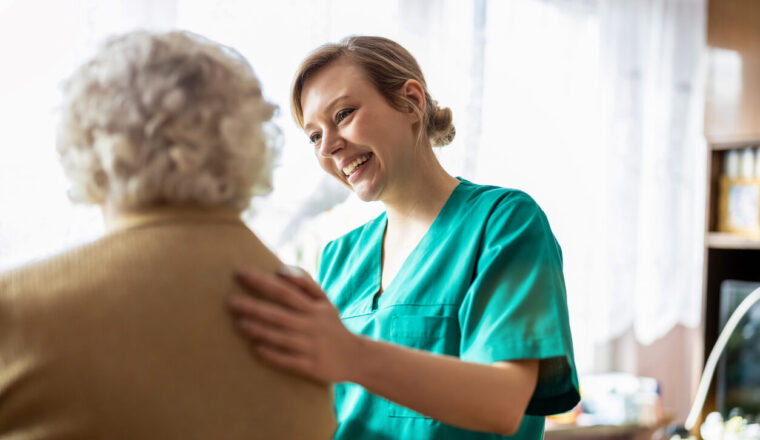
left=316, top=155, right=342, bottom=179
left=362, top=110, right=412, bottom=147
left=316, top=155, right=331, bottom=172
left=349, top=111, right=380, bottom=141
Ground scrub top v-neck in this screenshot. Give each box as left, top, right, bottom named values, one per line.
left=318, top=178, right=579, bottom=440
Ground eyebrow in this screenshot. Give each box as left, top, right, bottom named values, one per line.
left=303, top=94, right=350, bottom=131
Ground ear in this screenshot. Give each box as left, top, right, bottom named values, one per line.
left=400, top=79, right=426, bottom=122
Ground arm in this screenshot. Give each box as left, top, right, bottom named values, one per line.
left=228, top=269, right=538, bottom=436
left=351, top=336, right=537, bottom=435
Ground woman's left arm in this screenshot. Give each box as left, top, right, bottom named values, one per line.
left=228, top=268, right=538, bottom=437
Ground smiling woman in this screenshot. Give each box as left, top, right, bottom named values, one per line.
left=228, top=35, right=580, bottom=440
left=292, top=36, right=457, bottom=208
left=300, top=58, right=432, bottom=203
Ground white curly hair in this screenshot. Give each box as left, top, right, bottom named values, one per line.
left=57, top=30, right=279, bottom=211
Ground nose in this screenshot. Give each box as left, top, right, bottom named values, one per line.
left=317, top=128, right=344, bottom=157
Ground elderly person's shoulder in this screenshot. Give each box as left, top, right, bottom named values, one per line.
left=0, top=236, right=110, bottom=333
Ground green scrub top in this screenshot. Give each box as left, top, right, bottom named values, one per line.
left=318, top=179, right=580, bottom=440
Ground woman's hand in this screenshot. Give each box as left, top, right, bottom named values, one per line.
left=229, top=268, right=538, bottom=435
left=228, top=266, right=360, bottom=384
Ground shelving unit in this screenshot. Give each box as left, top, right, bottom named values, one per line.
left=700, top=140, right=760, bottom=421
left=701, top=0, right=760, bottom=428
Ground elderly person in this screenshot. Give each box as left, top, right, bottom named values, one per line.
left=0, top=30, right=335, bottom=439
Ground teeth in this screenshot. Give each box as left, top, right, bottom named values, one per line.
left=342, top=154, right=371, bottom=176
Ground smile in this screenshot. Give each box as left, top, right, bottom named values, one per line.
left=342, top=153, right=372, bottom=177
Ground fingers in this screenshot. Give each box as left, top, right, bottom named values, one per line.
left=238, top=319, right=311, bottom=354
left=234, top=269, right=314, bottom=312
left=254, top=345, right=316, bottom=381
left=276, top=265, right=328, bottom=300
left=228, top=266, right=336, bottom=384
left=228, top=294, right=305, bottom=331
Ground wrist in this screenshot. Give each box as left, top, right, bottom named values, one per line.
left=342, top=333, right=373, bottom=384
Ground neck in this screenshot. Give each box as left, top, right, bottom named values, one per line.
left=101, top=202, right=242, bottom=232
left=382, top=144, right=460, bottom=229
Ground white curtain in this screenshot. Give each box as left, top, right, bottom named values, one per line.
left=594, top=0, right=706, bottom=346
left=0, top=0, right=706, bottom=373
left=472, top=0, right=706, bottom=367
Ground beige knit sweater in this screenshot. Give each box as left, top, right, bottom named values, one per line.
left=0, top=207, right=335, bottom=439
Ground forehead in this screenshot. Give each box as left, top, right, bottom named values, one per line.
left=300, top=60, right=373, bottom=124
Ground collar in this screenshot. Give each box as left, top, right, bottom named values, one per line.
left=105, top=205, right=245, bottom=234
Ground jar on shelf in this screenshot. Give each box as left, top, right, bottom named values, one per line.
left=718, top=148, right=760, bottom=238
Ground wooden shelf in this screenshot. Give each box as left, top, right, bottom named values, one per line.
left=706, top=135, right=760, bottom=150
left=706, top=232, right=760, bottom=249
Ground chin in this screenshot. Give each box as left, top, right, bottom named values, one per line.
left=352, top=182, right=382, bottom=202
left=355, top=192, right=377, bottom=202
left=335, top=176, right=353, bottom=191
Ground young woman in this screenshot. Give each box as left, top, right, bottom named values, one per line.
left=228, top=36, right=579, bottom=439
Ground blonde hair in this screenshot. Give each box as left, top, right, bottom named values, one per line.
left=291, top=35, right=455, bottom=147
left=57, top=30, right=279, bottom=211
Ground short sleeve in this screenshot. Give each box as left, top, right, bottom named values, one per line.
left=317, top=240, right=335, bottom=286
left=458, top=193, right=580, bottom=416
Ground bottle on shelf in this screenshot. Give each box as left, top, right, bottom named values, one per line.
left=741, top=147, right=756, bottom=179
left=725, top=149, right=741, bottom=179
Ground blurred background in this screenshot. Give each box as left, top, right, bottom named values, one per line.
left=2, top=0, right=759, bottom=437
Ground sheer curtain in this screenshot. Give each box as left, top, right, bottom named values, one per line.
left=0, top=0, right=706, bottom=373
left=595, top=0, right=706, bottom=346
left=474, top=0, right=706, bottom=369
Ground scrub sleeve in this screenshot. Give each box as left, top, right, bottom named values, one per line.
left=458, top=191, right=579, bottom=415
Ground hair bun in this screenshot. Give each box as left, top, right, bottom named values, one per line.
left=428, top=104, right=455, bottom=147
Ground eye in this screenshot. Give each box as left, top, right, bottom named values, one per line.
left=335, top=108, right=355, bottom=124
left=308, top=132, right=322, bottom=145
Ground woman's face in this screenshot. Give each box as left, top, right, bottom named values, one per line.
left=300, top=59, right=420, bottom=203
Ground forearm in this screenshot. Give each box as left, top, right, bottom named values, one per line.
left=346, top=335, right=538, bottom=436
